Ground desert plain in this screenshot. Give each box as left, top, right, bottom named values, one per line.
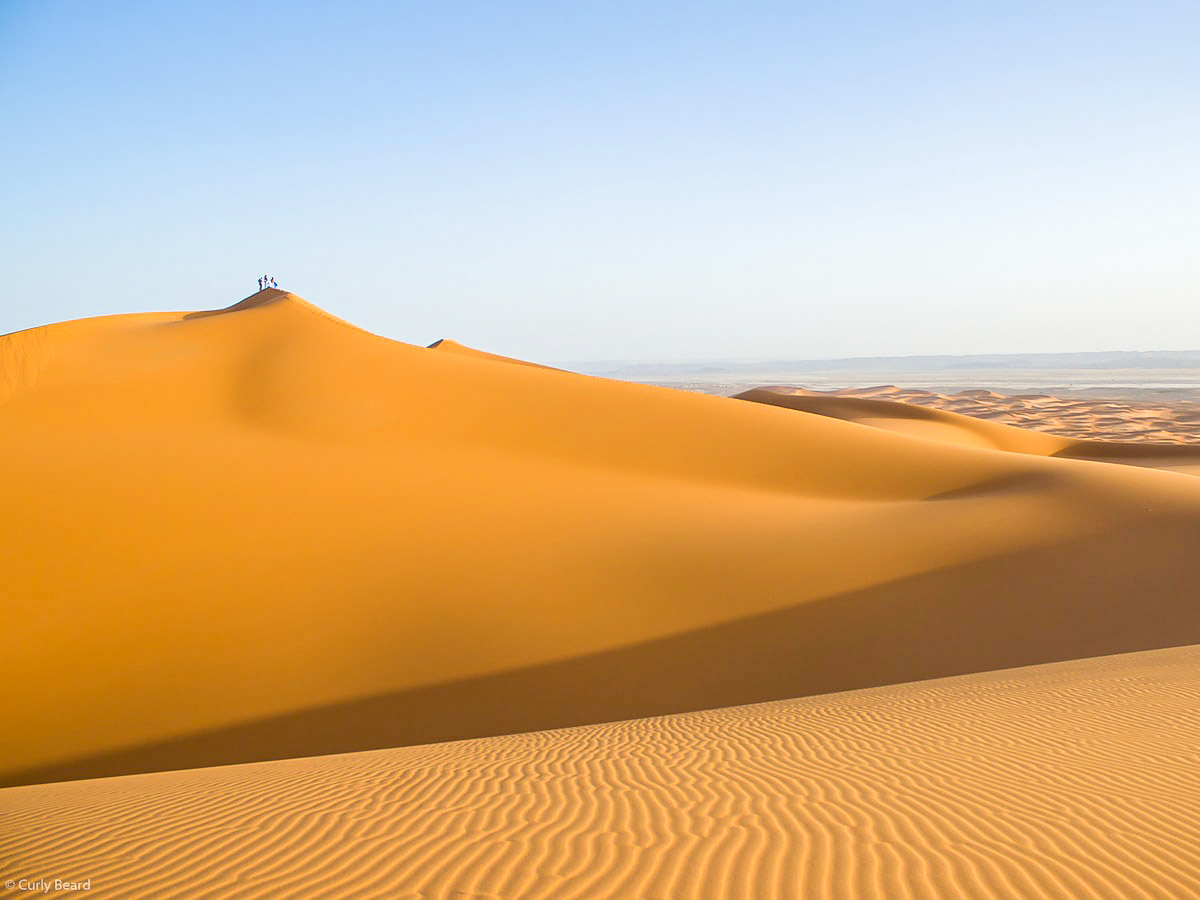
left=5, top=291, right=1200, bottom=898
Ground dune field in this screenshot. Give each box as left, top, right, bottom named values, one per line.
left=4, top=291, right=1200, bottom=897
left=751, top=383, right=1200, bottom=444
left=738, top=386, right=1200, bottom=475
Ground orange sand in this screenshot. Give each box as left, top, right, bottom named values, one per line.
left=750, top=383, right=1200, bottom=444
left=737, top=386, right=1200, bottom=475
left=6, top=292, right=1200, bottom=790
left=5, top=645, right=1200, bottom=899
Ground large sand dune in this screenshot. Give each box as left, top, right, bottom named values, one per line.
left=6, top=291, right=1200, bottom=787
left=5, top=645, right=1200, bottom=899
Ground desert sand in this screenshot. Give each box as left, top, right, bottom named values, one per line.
left=5, top=291, right=1200, bottom=897
left=6, top=291, right=1200, bottom=791
left=737, top=386, right=1200, bottom=475
left=4, top=645, right=1200, bottom=898
left=750, top=383, right=1200, bottom=444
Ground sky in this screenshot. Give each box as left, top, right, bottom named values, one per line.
left=2, top=1, right=1198, bottom=362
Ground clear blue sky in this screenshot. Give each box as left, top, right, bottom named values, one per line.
left=2, top=1, right=1198, bottom=361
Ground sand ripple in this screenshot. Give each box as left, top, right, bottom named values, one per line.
left=5, top=645, right=1200, bottom=899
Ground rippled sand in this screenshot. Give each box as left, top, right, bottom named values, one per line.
left=4, top=646, right=1200, bottom=898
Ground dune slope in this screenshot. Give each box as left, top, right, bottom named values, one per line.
left=5, top=645, right=1200, bottom=899
left=6, top=291, right=1200, bottom=785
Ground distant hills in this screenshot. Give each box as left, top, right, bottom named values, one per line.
left=567, top=350, right=1200, bottom=379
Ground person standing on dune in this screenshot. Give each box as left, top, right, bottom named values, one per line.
left=270, top=276, right=277, bottom=288
left=258, top=277, right=263, bottom=291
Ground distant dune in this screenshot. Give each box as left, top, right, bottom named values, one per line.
left=737, top=386, right=1200, bottom=474
left=6, top=645, right=1200, bottom=898
left=7, top=291, right=1200, bottom=788
left=743, top=383, right=1200, bottom=446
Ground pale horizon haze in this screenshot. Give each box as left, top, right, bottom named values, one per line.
left=2, top=1, right=1198, bottom=363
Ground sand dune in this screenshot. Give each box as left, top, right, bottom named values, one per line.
left=746, top=384, right=1200, bottom=445
left=738, top=386, right=1200, bottom=475
left=5, top=645, right=1200, bottom=898
left=7, top=292, right=1200, bottom=787
left=427, top=337, right=564, bottom=370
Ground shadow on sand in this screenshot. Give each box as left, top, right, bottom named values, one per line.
left=7, top=516, right=1200, bottom=788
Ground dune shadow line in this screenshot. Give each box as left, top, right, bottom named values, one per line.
left=7, top=516, right=1200, bottom=788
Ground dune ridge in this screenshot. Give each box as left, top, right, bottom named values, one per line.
left=427, top=337, right=564, bottom=370
left=7, top=293, right=1200, bottom=786
left=5, top=645, right=1200, bottom=899
left=743, top=384, right=1200, bottom=445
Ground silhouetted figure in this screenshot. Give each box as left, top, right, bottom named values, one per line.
left=270, top=276, right=277, bottom=288
left=258, top=277, right=263, bottom=291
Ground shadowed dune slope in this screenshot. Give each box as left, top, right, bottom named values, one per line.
left=5, top=645, right=1200, bottom=899
left=6, top=291, right=1200, bottom=785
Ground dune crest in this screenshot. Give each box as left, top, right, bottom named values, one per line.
left=428, top=336, right=563, bottom=370
left=183, top=287, right=298, bottom=318
left=7, top=294, right=1200, bottom=786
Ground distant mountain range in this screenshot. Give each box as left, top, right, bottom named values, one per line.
left=566, top=350, right=1200, bottom=379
